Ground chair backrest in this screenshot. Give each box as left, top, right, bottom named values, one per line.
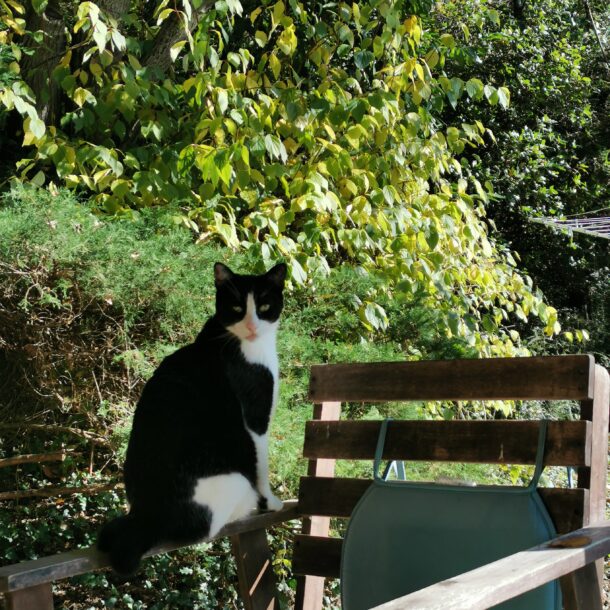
left=292, top=355, right=609, bottom=609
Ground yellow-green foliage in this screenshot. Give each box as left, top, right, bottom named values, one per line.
left=1, top=0, right=558, bottom=354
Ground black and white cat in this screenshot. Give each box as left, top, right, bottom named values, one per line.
left=97, top=262, right=287, bottom=575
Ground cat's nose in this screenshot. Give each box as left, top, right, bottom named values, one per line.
left=246, top=320, right=257, bottom=334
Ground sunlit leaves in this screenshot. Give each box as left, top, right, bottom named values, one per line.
left=0, top=0, right=554, bottom=354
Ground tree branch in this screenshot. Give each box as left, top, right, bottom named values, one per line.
left=0, top=482, right=123, bottom=501
left=142, top=1, right=216, bottom=74
left=0, top=423, right=108, bottom=444
left=0, top=450, right=80, bottom=469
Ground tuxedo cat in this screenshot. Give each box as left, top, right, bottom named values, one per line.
left=97, top=262, right=287, bottom=576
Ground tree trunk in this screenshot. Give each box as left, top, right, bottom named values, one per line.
left=20, top=1, right=65, bottom=125
left=99, top=0, right=130, bottom=19
left=142, top=2, right=214, bottom=74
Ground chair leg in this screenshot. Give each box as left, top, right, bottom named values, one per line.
left=559, top=574, right=578, bottom=610
left=572, top=562, right=603, bottom=610
left=231, top=529, right=279, bottom=610
left=5, top=583, right=54, bottom=610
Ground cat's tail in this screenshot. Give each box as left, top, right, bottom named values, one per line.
left=97, top=513, right=156, bottom=576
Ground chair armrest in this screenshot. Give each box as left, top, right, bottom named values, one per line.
left=371, top=521, right=610, bottom=610
left=0, top=500, right=300, bottom=594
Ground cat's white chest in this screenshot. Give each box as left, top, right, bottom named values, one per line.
left=239, top=329, right=279, bottom=383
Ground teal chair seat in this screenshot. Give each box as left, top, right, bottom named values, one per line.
left=341, top=420, right=561, bottom=610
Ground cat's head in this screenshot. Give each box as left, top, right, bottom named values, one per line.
left=213, top=262, right=287, bottom=342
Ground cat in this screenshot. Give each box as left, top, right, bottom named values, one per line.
left=97, top=262, right=287, bottom=576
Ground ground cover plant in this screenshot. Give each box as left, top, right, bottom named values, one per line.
left=0, top=186, right=486, bottom=608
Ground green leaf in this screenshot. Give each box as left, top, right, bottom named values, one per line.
left=29, top=117, right=46, bottom=139
left=73, top=87, right=95, bottom=108
left=93, top=21, right=108, bottom=51
left=255, top=30, right=268, bottom=47
left=264, top=134, right=287, bottom=162
left=465, top=78, right=483, bottom=99
left=497, top=86, right=510, bottom=109
left=31, top=0, right=48, bottom=15
left=354, top=50, right=374, bottom=70
left=269, top=53, right=281, bottom=79
left=170, top=40, right=187, bottom=62
left=217, top=89, right=228, bottom=114
left=277, top=25, right=297, bottom=55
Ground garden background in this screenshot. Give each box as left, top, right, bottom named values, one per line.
left=0, top=0, right=609, bottom=606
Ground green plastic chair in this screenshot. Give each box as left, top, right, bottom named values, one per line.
left=341, top=419, right=561, bottom=610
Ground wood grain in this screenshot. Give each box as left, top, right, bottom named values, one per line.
left=231, top=529, right=278, bottom=610
left=291, top=535, right=342, bottom=578
left=303, top=420, right=590, bottom=466
left=308, top=355, right=595, bottom=402
left=5, top=583, right=53, bottom=610
left=295, top=401, right=341, bottom=610
left=370, top=522, right=610, bottom=610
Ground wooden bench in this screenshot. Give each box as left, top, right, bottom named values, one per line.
left=1, top=355, right=608, bottom=610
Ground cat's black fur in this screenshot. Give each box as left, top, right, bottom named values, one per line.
left=97, top=262, right=286, bottom=576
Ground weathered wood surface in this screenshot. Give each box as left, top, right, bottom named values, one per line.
left=295, top=402, right=341, bottom=610
left=308, top=355, right=595, bottom=402
left=298, top=476, right=586, bottom=534
left=292, top=535, right=342, bottom=578
left=231, top=529, right=279, bottom=610
left=580, top=365, right=610, bottom=588
left=370, top=523, right=610, bottom=610
left=303, top=420, right=590, bottom=465
left=572, top=561, right=604, bottom=610
left=0, top=500, right=299, bottom=593
left=4, top=582, right=53, bottom=610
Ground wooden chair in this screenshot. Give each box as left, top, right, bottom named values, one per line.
left=1, top=355, right=609, bottom=610
left=292, top=354, right=610, bottom=610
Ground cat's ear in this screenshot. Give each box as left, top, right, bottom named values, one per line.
left=214, top=263, right=234, bottom=287
left=265, top=262, right=287, bottom=288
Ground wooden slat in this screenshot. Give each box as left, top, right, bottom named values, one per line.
left=573, top=562, right=604, bottom=610
left=370, top=523, right=610, bottom=610
left=292, top=535, right=342, bottom=579
left=308, top=355, right=595, bottom=402
left=0, top=500, right=299, bottom=593
left=5, top=583, right=53, bottom=610
left=231, top=529, right=278, bottom=610
left=295, top=402, right=341, bottom=610
left=298, top=477, right=585, bottom=535
left=303, top=420, right=590, bottom=466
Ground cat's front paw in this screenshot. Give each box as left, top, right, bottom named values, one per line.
left=259, top=493, right=283, bottom=512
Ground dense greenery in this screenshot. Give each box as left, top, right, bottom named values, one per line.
left=0, top=186, right=482, bottom=607
left=1, top=0, right=575, bottom=358
left=427, top=0, right=610, bottom=365
left=1, top=0, right=609, bottom=606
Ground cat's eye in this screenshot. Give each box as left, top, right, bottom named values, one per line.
left=232, top=305, right=243, bottom=313
left=259, top=304, right=271, bottom=312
